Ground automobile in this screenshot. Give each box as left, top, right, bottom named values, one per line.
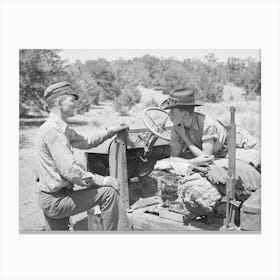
left=83, top=107, right=261, bottom=232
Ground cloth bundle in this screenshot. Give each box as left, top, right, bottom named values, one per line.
left=154, top=158, right=193, bottom=176
left=176, top=173, right=221, bottom=214
left=205, top=158, right=261, bottom=201
left=235, top=126, right=261, bottom=168
left=154, top=158, right=222, bottom=214
left=235, top=148, right=260, bottom=170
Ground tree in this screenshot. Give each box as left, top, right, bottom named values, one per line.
left=160, top=61, right=191, bottom=94
left=66, top=61, right=102, bottom=114
left=142, top=54, right=162, bottom=81
left=226, top=57, right=261, bottom=99
left=226, top=57, right=246, bottom=86
left=196, top=54, right=224, bottom=102
left=19, top=50, right=261, bottom=117
left=242, top=59, right=261, bottom=96
left=111, top=58, right=150, bottom=88
left=19, top=49, right=67, bottom=116
left=84, top=58, right=121, bottom=100
left=113, top=86, right=142, bottom=116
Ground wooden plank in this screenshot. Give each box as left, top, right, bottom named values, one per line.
left=128, top=196, right=160, bottom=212
left=159, top=210, right=185, bottom=223
left=109, top=130, right=130, bottom=208
left=128, top=208, right=221, bottom=231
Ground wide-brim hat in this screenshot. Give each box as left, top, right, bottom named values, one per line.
left=160, top=84, right=202, bottom=110
left=44, top=81, right=79, bottom=101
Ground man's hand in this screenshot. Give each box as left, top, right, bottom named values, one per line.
left=101, top=176, right=120, bottom=191
left=191, top=154, right=214, bottom=166
left=108, top=123, right=129, bottom=135
left=81, top=172, right=95, bottom=188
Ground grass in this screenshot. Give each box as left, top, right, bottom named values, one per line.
left=197, top=101, right=261, bottom=138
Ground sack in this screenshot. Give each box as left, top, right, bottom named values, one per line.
left=177, top=173, right=221, bottom=214
left=205, top=158, right=261, bottom=201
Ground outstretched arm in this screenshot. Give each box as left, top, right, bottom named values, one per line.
left=67, top=124, right=129, bottom=149
left=45, top=129, right=104, bottom=187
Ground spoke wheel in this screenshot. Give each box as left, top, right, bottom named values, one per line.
left=142, top=107, right=171, bottom=141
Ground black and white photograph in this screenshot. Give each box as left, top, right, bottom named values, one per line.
left=1, top=1, right=280, bottom=279
left=19, top=49, right=261, bottom=232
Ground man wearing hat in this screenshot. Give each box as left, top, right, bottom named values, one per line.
left=35, top=81, right=131, bottom=231
left=160, top=84, right=260, bottom=168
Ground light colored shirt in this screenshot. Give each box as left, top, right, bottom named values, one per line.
left=170, top=112, right=227, bottom=157
left=35, top=113, right=113, bottom=193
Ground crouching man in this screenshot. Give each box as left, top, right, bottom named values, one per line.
left=160, top=84, right=260, bottom=169
left=35, top=81, right=131, bottom=231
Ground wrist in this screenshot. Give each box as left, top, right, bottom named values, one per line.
left=93, top=174, right=105, bottom=186
left=189, top=157, right=198, bottom=164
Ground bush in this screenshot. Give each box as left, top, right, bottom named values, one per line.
left=159, top=63, right=190, bottom=95
left=113, top=87, right=142, bottom=115
left=19, top=103, right=29, bottom=118
left=19, top=51, right=261, bottom=116
left=66, top=62, right=103, bottom=114
left=19, top=49, right=67, bottom=115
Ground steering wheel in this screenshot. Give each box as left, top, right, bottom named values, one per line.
left=142, top=107, right=171, bottom=141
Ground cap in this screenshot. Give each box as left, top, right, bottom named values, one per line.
left=44, top=81, right=79, bottom=101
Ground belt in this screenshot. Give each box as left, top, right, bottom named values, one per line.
left=39, top=188, right=72, bottom=196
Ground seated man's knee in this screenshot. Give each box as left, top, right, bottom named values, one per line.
left=103, top=186, right=118, bottom=198
left=99, top=186, right=119, bottom=210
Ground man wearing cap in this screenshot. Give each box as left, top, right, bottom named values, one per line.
left=160, top=84, right=260, bottom=169
left=35, top=81, right=131, bottom=231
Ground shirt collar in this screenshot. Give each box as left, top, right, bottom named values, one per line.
left=49, top=112, right=68, bottom=133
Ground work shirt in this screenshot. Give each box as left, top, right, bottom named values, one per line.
left=170, top=112, right=227, bottom=157
left=35, top=113, right=113, bottom=193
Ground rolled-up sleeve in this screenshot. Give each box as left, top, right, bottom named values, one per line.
left=202, top=125, right=219, bottom=142
left=67, top=128, right=114, bottom=150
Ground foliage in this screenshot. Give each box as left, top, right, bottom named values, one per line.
left=111, top=58, right=150, bottom=88
left=19, top=49, right=67, bottom=116
left=84, top=58, right=121, bottom=101
left=226, top=57, right=261, bottom=96
left=113, top=87, right=142, bottom=116
left=66, top=61, right=102, bottom=114
left=157, top=60, right=191, bottom=94
left=19, top=50, right=261, bottom=116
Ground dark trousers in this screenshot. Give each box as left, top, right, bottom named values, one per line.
left=39, top=186, right=131, bottom=231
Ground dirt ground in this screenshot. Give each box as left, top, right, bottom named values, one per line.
left=19, top=127, right=44, bottom=231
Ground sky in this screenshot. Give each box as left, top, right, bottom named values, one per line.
left=59, top=49, right=260, bottom=63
